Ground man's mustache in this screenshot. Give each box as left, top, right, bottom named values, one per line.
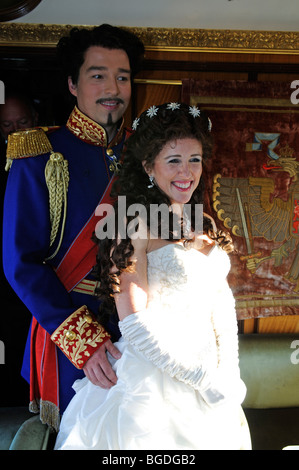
left=96, top=98, right=124, bottom=105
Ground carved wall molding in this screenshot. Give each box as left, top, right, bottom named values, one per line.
left=1, top=23, right=299, bottom=54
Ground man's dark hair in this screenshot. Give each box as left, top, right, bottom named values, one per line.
left=57, top=24, right=144, bottom=84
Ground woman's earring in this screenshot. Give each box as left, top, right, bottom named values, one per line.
left=147, top=175, right=155, bottom=188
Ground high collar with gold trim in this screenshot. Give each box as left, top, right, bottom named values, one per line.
left=66, top=106, right=125, bottom=148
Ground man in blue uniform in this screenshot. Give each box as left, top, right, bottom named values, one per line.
left=2, top=24, right=144, bottom=430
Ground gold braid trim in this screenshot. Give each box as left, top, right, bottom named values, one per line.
left=29, top=398, right=60, bottom=432
left=44, top=152, right=69, bottom=260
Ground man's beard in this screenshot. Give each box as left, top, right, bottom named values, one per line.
left=106, top=113, right=113, bottom=127
left=96, top=98, right=124, bottom=127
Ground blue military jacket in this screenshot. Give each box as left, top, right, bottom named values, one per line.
left=3, top=106, right=129, bottom=411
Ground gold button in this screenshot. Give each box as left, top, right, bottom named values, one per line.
left=106, top=149, right=114, bottom=156
left=65, top=330, right=77, bottom=341
left=84, top=314, right=93, bottom=324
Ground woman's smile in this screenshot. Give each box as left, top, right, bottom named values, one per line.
left=172, top=180, right=193, bottom=191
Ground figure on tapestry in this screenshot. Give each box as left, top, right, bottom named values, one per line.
left=213, top=136, right=299, bottom=292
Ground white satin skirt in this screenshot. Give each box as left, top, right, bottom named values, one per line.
left=54, top=338, right=251, bottom=450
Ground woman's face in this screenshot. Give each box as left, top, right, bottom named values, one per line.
left=146, top=138, right=203, bottom=206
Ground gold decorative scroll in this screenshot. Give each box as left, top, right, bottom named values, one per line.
left=1, top=23, right=299, bottom=54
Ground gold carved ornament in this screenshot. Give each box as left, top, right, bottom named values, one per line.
left=1, top=24, right=299, bottom=55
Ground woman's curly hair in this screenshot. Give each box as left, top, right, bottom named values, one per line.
left=93, top=103, right=233, bottom=323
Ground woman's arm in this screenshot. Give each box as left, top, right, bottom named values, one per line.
left=114, top=235, right=149, bottom=321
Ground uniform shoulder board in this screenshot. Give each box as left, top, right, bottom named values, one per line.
left=6, top=127, right=57, bottom=160
left=5, top=127, right=56, bottom=170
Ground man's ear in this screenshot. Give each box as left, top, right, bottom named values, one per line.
left=68, top=77, right=78, bottom=97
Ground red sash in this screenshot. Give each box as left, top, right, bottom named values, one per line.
left=55, top=128, right=133, bottom=290
left=55, top=174, right=116, bottom=292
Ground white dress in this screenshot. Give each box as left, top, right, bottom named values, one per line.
left=55, top=244, right=251, bottom=450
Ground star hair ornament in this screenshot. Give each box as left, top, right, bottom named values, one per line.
left=166, top=102, right=181, bottom=111
left=189, top=105, right=201, bottom=118
left=146, top=105, right=159, bottom=118
left=131, top=102, right=212, bottom=132
left=132, top=117, right=140, bottom=131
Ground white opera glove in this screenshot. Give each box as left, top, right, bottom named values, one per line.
left=119, top=311, right=228, bottom=407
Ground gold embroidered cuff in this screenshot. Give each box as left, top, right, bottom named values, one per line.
left=51, top=306, right=111, bottom=369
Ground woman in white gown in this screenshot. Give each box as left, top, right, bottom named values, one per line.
left=55, top=103, right=251, bottom=450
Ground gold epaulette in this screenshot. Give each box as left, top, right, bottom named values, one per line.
left=6, top=127, right=53, bottom=164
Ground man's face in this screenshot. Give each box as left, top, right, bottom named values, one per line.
left=0, top=97, right=35, bottom=141
left=68, top=46, right=131, bottom=139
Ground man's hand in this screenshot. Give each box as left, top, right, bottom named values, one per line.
left=83, top=339, right=121, bottom=388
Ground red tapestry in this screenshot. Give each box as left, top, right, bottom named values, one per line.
left=182, top=79, right=299, bottom=319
